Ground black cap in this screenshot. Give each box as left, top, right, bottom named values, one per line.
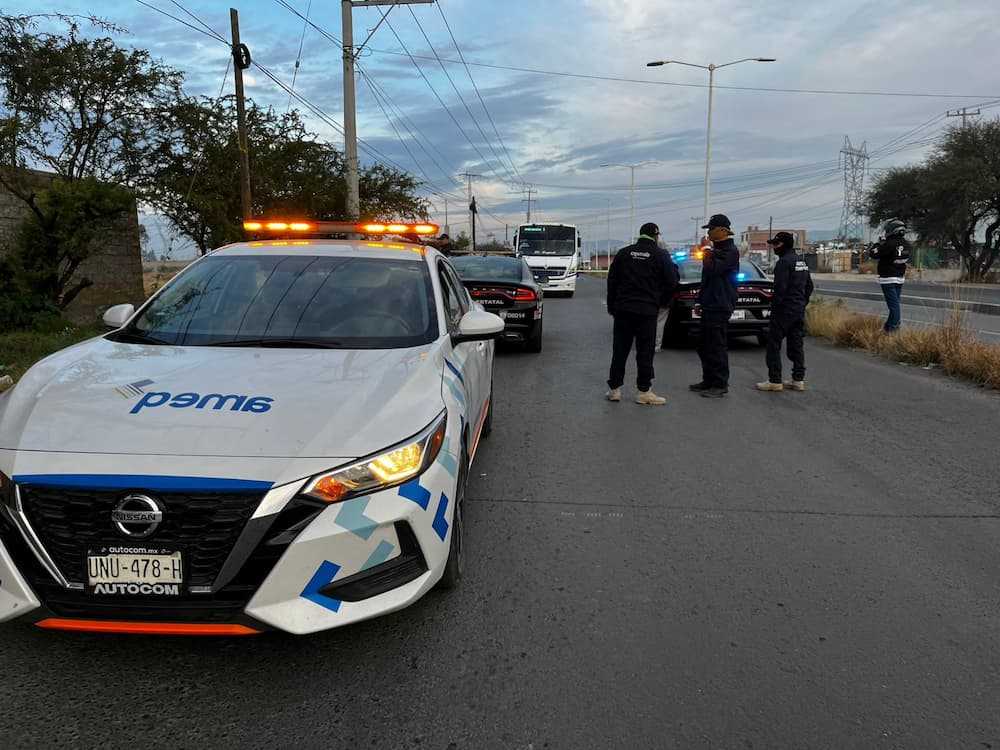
left=702, top=214, right=731, bottom=229
left=766, top=231, right=795, bottom=246
left=639, top=222, right=660, bottom=238
left=438, top=233, right=450, bottom=240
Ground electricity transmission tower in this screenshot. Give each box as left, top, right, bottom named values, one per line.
left=838, top=137, right=869, bottom=243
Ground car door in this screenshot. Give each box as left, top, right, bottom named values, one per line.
left=437, top=261, right=490, bottom=445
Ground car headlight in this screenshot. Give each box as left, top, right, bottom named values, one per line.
left=303, top=411, right=447, bottom=504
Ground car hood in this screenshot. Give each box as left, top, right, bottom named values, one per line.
left=0, top=338, right=446, bottom=463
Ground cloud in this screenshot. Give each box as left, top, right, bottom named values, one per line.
left=7, top=0, right=998, bottom=244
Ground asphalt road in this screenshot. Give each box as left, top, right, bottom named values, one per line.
left=814, top=279, right=1000, bottom=316
left=814, top=277, right=1000, bottom=342
left=2, top=276, right=999, bottom=749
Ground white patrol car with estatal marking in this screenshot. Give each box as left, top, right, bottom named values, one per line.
left=0, top=220, right=503, bottom=635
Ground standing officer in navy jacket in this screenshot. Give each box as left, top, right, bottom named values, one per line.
left=690, top=214, right=740, bottom=398
left=606, top=222, right=679, bottom=405
left=756, top=231, right=813, bottom=392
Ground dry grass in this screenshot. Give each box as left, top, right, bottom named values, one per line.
left=806, top=299, right=1000, bottom=390
left=142, top=260, right=191, bottom=296
left=856, top=261, right=876, bottom=275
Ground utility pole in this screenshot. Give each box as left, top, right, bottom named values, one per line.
left=470, top=196, right=478, bottom=251
left=459, top=171, right=479, bottom=237
left=230, top=9, right=252, bottom=225
left=946, top=107, right=981, bottom=129
left=767, top=215, right=773, bottom=264
left=606, top=199, right=613, bottom=271
left=690, top=216, right=701, bottom=247
left=522, top=186, right=537, bottom=222
left=341, top=0, right=434, bottom=221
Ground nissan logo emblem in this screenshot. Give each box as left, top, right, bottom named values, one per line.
left=111, top=494, right=164, bottom=539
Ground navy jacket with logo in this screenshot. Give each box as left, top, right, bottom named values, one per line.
left=698, top=237, right=740, bottom=313
left=606, top=237, right=679, bottom=316
left=770, top=247, right=814, bottom=317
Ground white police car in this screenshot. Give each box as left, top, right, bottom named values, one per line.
left=0, top=220, right=503, bottom=635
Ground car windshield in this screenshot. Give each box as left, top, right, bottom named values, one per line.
left=449, top=256, right=524, bottom=283
left=677, top=258, right=766, bottom=282
left=111, top=255, right=438, bottom=348
left=677, top=260, right=703, bottom=282
left=516, top=225, right=576, bottom=256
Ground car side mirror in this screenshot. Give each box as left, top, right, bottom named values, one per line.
left=103, top=303, right=135, bottom=328
left=452, top=309, right=504, bottom=344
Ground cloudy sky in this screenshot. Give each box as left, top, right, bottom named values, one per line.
left=7, top=0, right=1000, bottom=252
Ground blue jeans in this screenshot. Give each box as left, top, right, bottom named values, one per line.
left=880, top=283, right=902, bottom=331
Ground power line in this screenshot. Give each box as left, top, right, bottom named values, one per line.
left=273, top=0, right=466, bottom=199
left=434, top=2, right=524, bottom=188
left=362, top=47, right=1000, bottom=100
left=285, top=0, right=312, bottom=111
left=403, top=7, right=520, bottom=188
left=356, top=65, right=464, bottom=196
left=382, top=17, right=516, bottom=189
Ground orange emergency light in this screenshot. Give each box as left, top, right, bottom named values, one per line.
left=243, top=219, right=438, bottom=237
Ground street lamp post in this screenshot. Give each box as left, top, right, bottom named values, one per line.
left=606, top=198, right=612, bottom=270
left=646, top=57, right=775, bottom=227
left=600, top=162, right=655, bottom=244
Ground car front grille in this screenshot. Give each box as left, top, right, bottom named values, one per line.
left=4, top=489, right=324, bottom=624
left=20, top=485, right=264, bottom=587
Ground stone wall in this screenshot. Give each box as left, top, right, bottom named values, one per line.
left=0, top=169, right=144, bottom=325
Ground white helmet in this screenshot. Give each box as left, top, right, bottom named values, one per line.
left=883, top=219, right=906, bottom=237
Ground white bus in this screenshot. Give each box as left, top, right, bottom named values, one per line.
left=512, top=222, right=581, bottom=297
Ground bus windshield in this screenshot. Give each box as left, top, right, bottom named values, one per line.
left=516, top=225, right=577, bottom=256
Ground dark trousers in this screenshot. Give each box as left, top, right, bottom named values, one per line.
left=766, top=314, right=805, bottom=383
left=697, top=309, right=730, bottom=388
left=608, top=311, right=657, bottom=391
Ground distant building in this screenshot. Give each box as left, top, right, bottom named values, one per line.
left=739, top=225, right=808, bottom=261
left=0, top=168, right=143, bottom=324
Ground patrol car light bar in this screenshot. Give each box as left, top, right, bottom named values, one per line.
left=243, top=220, right=439, bottom=236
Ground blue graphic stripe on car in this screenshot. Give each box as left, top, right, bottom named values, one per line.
left=11, top=474, right=273, bottom=492
left=398, top=478, right=431, bottom=510
left=334, top=496, right=378, bottom=540
left=300, top=560, right=343, bottom=613
left=431, top=492, right=450, bottom=541
left=361, top=540, right=396, bottom=571
left=444, top=359, right=465, bottom=386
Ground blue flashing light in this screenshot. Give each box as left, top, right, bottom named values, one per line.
left=672, top=250, right=688, bottom=261
left=736, top=272, right=747, bottom=281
